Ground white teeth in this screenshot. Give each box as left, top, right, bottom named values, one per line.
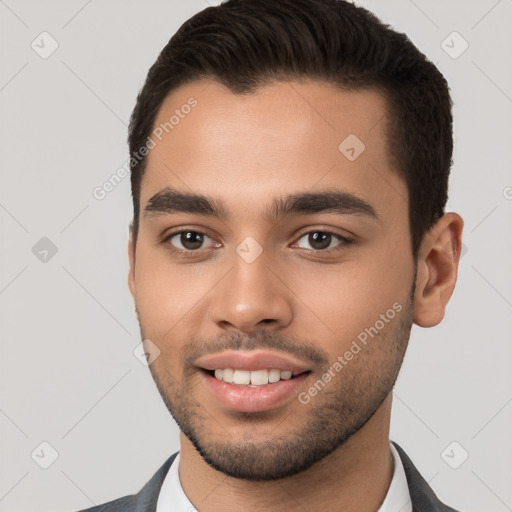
left=222, top=368, right=234, bottom=383
left=233, top=370, right=251, bottom=385
left=213, top=368, right=298, bottom=386
left=250, top=369, right=269, bottom=386
left=268, top=369, right=281, bottom=383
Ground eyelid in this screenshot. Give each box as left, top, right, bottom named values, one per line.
left=161, top=225, right=217, bottom=242
left=291, top=229, right=354, bottom=251
left=161, top=227, right=221, bottom=254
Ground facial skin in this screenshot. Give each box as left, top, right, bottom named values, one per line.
left=128, top=79, right=463, bottom=512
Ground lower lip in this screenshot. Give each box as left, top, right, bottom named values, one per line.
left=201, top=371, right=310, bottom=413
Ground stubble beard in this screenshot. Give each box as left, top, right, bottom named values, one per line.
left=143, top=283, right=415, bottom=481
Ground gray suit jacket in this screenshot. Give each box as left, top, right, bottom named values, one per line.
left=78, top=442, right=460, bottom=511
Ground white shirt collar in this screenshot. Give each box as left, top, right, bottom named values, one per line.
left=379, top=443, right=412, bottom=512
left=155, top=452, right=195, bottom=511
left=156, top=443, right=411, bottom=512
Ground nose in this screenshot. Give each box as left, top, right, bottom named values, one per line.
left=209, top=253, right=294, bottom=334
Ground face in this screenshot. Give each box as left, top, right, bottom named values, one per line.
left=128, top=79, right=417, bottom=480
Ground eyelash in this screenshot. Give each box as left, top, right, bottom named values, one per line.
left=161, top=228, right=354, bottom=258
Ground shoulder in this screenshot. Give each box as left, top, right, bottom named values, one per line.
left=75, top=452, right=178, bottom=512
left=392, top=442, right=461, bottom=512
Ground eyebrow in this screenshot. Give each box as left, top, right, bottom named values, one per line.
left=143, top=186, right=380, bottom=223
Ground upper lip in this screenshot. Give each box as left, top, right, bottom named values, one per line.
left=195, top=350, right=311, bottom=373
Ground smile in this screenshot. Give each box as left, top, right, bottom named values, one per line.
left=211, top=368, right=303, bottom=386
left=196, top=350, right=313, bottom=412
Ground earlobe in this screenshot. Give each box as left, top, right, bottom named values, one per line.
left=413, top=212, right=464, bottom=328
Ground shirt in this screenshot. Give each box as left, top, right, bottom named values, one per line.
left=156, top=442, right=412, bottom=512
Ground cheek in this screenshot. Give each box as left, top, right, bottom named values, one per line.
left=287, top=250, right=412, bottom=359
left=133, top=245, right=212, bottom=338
left=288, top=268, right=375, bottom=357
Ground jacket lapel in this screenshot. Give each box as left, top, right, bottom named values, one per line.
left=392, top=442, right=460, bottom=512
left=132, top=453, right=178, bottom=511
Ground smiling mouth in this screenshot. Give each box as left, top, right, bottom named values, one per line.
left=204, top=368, right=310, bottom=387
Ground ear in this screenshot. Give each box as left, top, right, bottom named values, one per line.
left=128, top=221, right=136, bottom=301
left=413, top=212, right=464, bottom=327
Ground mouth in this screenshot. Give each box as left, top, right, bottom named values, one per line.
left=195, top=351, right=312, bottom=412
left=205, top=368, right=308, bottom=386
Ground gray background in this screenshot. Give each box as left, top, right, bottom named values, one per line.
left=1, top=0, right=511, bottom=511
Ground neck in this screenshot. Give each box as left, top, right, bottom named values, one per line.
left=179, top=394, right=394, bottom=512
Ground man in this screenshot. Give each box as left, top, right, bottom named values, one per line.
left=80, top=0, right=464, bottom=510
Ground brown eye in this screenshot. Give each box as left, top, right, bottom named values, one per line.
left=309, top=232, right=331, bottom=250
left=295, top=231, right=349, bottom=251
left=169, top=231, right=210, bottom=250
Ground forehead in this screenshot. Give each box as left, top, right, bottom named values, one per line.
left=140, top=79, right=406, bottom=221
